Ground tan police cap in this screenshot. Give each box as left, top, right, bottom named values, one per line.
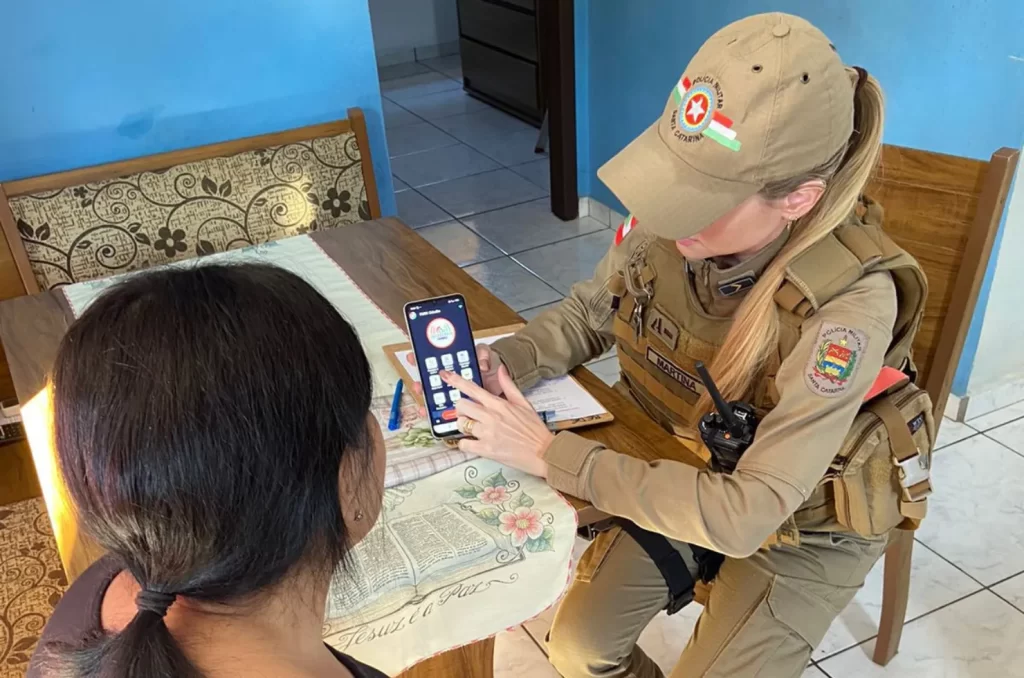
left=598, top=13, right=855, bottom=241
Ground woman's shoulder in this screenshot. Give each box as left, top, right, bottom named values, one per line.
left=26, top=555, right=122, bottom=677
left=818, top=270, right=899, bottom=333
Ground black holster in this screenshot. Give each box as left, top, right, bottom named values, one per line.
left=616, top=518, right=725, bottom=615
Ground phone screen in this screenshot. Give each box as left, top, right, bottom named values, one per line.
left=404, top=294, right=483, bottom=438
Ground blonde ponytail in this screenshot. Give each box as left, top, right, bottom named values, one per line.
left=696, top=70, right=885, bottom=414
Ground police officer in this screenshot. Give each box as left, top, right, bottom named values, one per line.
left=440, top=12, right=931, bottom=678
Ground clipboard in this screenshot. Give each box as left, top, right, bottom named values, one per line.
left=383, top=323, right=614, bottom=432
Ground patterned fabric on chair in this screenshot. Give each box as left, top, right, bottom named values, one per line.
left=9, top=131, right=372, bottom=290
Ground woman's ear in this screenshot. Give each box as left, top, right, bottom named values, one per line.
left=337, top=413, right=386, bottom=545
left=778, top=179, right=827, bottom=221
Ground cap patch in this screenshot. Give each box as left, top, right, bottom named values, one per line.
left=614, top=214, right=637, bottom=246
left=669, top=76, right=741, bottom=152
left=805, top=323, right=868, bottom=398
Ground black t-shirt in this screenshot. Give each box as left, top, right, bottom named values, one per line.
left=27, top=556, right=386, bottom=678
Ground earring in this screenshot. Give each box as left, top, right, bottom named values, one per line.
left=354, top=510, right=364, bottom=522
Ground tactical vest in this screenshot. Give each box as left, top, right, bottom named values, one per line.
left=611, top=199, right=933, bottom=545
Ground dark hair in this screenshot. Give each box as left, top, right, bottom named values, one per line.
left=45, top=263, right=374, bottom=676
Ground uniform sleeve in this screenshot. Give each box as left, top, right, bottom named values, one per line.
left=489, top=230, right=649, bottom=390
left=542, top=272, right=898, bottom=558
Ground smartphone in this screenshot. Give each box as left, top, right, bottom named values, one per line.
left=404, top=294, right=484, bottom=439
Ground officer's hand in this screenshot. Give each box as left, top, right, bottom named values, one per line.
left=441, top=366, right=551, bottom=479
left=405, top=346, right=505, bottom=416
left=475, top=344, right=504, bottom=397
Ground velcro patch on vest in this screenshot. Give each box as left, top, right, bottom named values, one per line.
left=718, top=274, right=757, bottom=297
left=646, top=347, right=704, bottom=397
left=646, top=305, right=680, bottom=350
left=805, top=322, right=868, bottom=398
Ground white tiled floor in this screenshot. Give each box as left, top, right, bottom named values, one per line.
left=381, top=58, right=1024, bottom=678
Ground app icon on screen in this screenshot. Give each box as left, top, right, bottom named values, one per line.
left=426, top=318, right=457, bottom=349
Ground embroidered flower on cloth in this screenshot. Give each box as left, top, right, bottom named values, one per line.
left=478, top=486, right=510, bottom=505
left=498, top=507, right=544, bottom=546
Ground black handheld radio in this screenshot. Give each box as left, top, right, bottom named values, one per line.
left=694, top=361, right=759, bottom=474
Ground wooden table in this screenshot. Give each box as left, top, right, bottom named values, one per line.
left=0, top=217, right=704, bottom=677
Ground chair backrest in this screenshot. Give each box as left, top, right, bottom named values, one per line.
left=866, top=144, right=1019, bottom=419
left=0, top=108, right=381, bottom=294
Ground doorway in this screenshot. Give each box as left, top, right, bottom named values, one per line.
left=370, top=0, right=578, bottom=225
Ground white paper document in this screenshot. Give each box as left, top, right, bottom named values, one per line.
left=396, top=333, right=609, bottom=424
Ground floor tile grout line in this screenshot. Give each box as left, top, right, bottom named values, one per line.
left=815, top=588, right=990, bottom=665
left=901, top=588, right=982, bottom=627
left=966, top=411, right=1024, bottom=434
left=990, top=587, right=1024, bottom=616
left=507, top=227, right=611, bottom=260
left=412, top=194, right=553, bottom=231
left=912, top=538, right=988, bottom=589
left=384, top=82, right=545, bottom=167
left=933, top=428, right=981, bottom=452
left=404, top=182, right=553, bottom=227
left=416, top=59, right=462, bottom=81
left=983, top=567, right=1024, bottom=591
left=460, top=221, right=608, bottom=261
left=980, top=430, right=1024, bottom=460
left=396, top=162, right=510, bottom=193
left=457, top=252, right=563, bottom=308
left=456, top=252, right=507, bottom=270
left=814, top=663, right=834, bottom=678
left=388, top=136, right=462, bottom=160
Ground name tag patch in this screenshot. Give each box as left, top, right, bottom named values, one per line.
left=646, top=306, right=680, bottom=350
left=646, top=347, right=704, bottom=397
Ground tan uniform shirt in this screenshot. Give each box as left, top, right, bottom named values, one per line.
left=491, top=231, right=897, bottom=558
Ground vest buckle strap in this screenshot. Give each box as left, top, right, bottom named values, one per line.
left=894, top=452, right=932, bottom=500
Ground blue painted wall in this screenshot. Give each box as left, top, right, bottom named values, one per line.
left=0, top=0, right=396, bottom=215
left=577, top=0, right=1024, bottom=396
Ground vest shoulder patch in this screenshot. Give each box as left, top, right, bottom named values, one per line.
left=804, top=322, right=868, bottom=398
left=614, top=214, right=638, bottom=246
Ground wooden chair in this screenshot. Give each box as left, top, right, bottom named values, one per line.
left=0, top=108, right=381, bottom=400
left=866, top=144, right=1019, bottom=664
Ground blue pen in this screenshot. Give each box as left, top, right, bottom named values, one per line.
left=387, top=380, right=404, bottom=431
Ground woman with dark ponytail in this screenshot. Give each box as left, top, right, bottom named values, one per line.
left=27, top=264, right=388, bottom=677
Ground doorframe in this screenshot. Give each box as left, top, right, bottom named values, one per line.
left=538, top=0, right=579, bottom=220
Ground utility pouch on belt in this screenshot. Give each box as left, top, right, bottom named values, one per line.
left=825, top=373, right=934, bottom=537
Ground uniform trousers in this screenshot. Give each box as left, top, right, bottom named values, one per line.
left=548, top=527, right=887, bottom=678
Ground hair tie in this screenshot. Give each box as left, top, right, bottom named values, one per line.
left=852, top=66, right=869, bottom=95
left=136, top=589, right=177, bottom=618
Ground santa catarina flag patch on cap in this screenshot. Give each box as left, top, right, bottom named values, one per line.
left=805, top=322, right=868, bottom=398
left=671, top=76, right=741, bottom=152
left=615, top=214, right=637, bottom=246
